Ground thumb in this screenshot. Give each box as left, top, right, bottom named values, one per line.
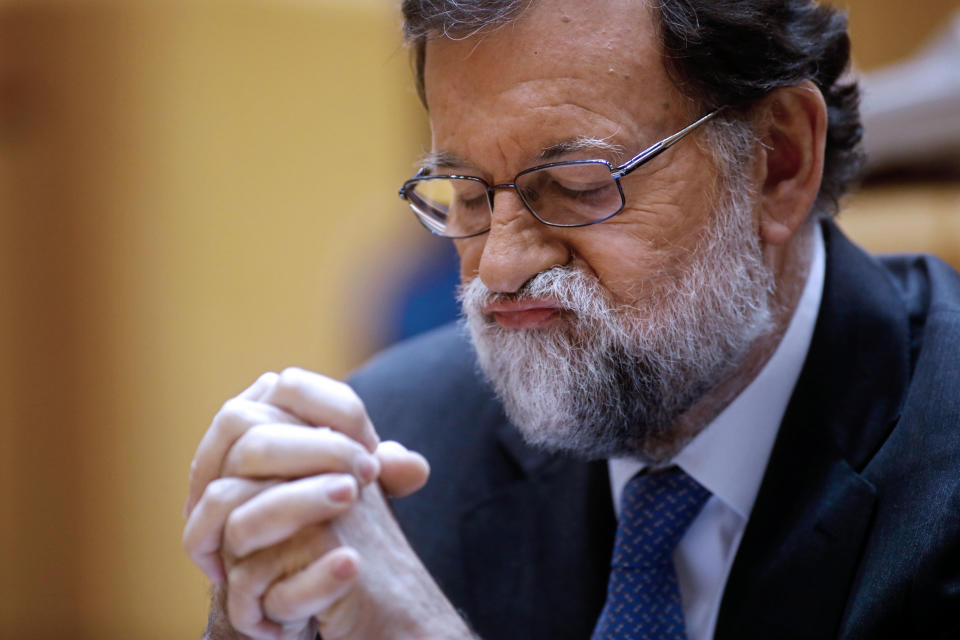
left=375, top=441, right=430, bottom=498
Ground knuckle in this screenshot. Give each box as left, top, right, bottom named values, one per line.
left=227, top=433, right=267, bottom=473
left=264, top=586, right=298, bottom=621
left=276, top=367, right=305, bottom=395
left=226, top=581, right=259, bottom=635
left=227, top=564, right=256, bottom=599
left=257, top=371, right=279, bottom=388
left=215, top=397, right=246, bottom=424
left=210, top=398, right=251, bottom=439
left=223, top=510, right=254, bottom=556
left=202, top=477, right=241, bottom=508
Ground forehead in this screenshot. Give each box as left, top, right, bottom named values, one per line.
left=422, top=0, right=688, bottom=168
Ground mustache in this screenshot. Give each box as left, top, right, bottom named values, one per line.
left=457, top=265, right=606, bottom=311
left=457, top=265, right=613, bottom=316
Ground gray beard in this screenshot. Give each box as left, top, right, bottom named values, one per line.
left=458, top=187, right=774, bottom=464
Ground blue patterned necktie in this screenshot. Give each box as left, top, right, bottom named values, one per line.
left=591, top=466, right=711, bottom=640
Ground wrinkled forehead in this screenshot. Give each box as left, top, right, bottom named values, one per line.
left=423, top=0, right=666, bottom=102
left=421, top=0, right=687, bottom=166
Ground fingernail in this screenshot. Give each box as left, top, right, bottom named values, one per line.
left=327, top=475, right=357, bottom=504
left=332, top=555, right=357, bottom=580
left=355, top=454, right=380, bottom=484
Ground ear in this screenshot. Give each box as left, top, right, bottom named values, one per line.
left=752, top=81, right=827, bottom=246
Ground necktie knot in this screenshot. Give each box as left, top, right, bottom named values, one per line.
left=592, top=466, right=711, bottom=640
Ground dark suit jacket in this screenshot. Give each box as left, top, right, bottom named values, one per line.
left=348, top=221, right=960, bottom=639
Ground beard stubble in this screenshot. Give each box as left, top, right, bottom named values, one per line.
left=458, top=182, right=774, bottom=464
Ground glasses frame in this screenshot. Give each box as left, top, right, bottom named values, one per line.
left=398, top=108, right=723, bottom=239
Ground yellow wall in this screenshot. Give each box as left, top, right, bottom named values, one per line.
left=1, top=0, right=426, bottom=636
left=0, top=0, right=956, bottom=638
left=839, top=0, right=959, bottom=70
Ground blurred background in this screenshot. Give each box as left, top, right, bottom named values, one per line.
left=0, top=0, right=957, bottom=637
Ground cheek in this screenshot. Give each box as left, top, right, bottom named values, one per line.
left=453, top=237, right=485, bottom=282
left=570, top=203, right=711, bottom=303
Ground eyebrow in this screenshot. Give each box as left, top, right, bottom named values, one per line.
left=418, top=136, right=626, bottom=172
left=538, top=137, right=626, bottom=163
left=417, top=150, right=472, bottom=171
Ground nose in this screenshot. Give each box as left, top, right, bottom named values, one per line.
left=476, top=190, right=570, bottom=294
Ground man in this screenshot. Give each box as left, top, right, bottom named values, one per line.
left=182, top=1, right=960, bottom=638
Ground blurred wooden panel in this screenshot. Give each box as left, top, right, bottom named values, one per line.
left=834, top=1, right=960, bottom=267
left=0, top=0, right=425, bottom=637
left=1, top=3, right=127, bottom=635
left=838, top=0, right=958, bottom=69
left=840, top=184, right=960, bottom=270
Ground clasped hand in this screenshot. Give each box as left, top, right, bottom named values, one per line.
left=182, top=368, right=447, bottom=640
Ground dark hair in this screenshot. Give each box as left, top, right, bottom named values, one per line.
left=401, top=0, right=864, bottom=212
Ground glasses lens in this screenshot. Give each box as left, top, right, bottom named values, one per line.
left=406, top=177, right=490, bottom=237
left=516, top=162, right=623, bottom=226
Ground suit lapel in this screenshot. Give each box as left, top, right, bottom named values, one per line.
left=715, top=222, right=911, bottom=639
left=459, top=422, right=616, bottom=640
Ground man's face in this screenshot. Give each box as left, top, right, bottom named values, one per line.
left=424, top=0, right=722, bottom=305
left=424, top=0, right=773, bottom=461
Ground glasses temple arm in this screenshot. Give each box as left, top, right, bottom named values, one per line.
left=613, top=108, right=724, bottom=178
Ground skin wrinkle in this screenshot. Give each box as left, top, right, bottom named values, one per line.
left=392, top=0, right=834, bottom=476
left=425, top=116, right=696, bottom=187
left=435, top=39, right=668, bottom=128
left=408, top=0, right=861, bottom=207
left=615, top=204, right=722, bottom=304
left=458, top=176, right=776, bottom=462
left=460, top=187, right=572, bottom=284
left=424, top=0, right=814, bottom=462
left=421, top=137, right=627, bottom=180
left=428, top=61, right=695, bottom=184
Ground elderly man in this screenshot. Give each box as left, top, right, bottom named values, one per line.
left=183, top=0, right=960, bottom=638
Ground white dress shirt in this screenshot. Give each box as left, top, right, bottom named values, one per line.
left=608, top=225, right=826, bottom=640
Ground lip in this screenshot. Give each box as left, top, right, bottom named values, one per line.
left=482, top=300, right=563, bottom=329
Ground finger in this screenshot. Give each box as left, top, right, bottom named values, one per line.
left=227, top=524, right=337, bottom=639
left=186, top=393, right=304, bottom=518
left=227, top=561, right=288, bottom=640
left=376, top=441, right=430, bottom=498
left=262, top=547, right=360, bottom=624
left=278, top=622, right=316, bottom=640
left=222, top=423, right=380, bottom=485
left=239, top=371, right=280, bottom=401
left=183, top=477, right=277, bottom=583
left=223, top=474, right=358, bottom=558
left=263, top=368, right=380, bottom=452
left=229, top=613, right=284, bottom=640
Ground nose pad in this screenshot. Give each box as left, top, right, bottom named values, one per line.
left=478, top=189, right=569, bottom=294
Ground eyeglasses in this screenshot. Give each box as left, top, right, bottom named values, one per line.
left=398, top=109, right=722, bottom=239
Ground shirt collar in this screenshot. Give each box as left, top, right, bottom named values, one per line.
left=610, top=224, right=826, bottom=519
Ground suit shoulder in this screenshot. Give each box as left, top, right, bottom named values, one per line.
left=348, top=322, right=478, bottom=395
left=878, top=253, right=960, bottom=318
